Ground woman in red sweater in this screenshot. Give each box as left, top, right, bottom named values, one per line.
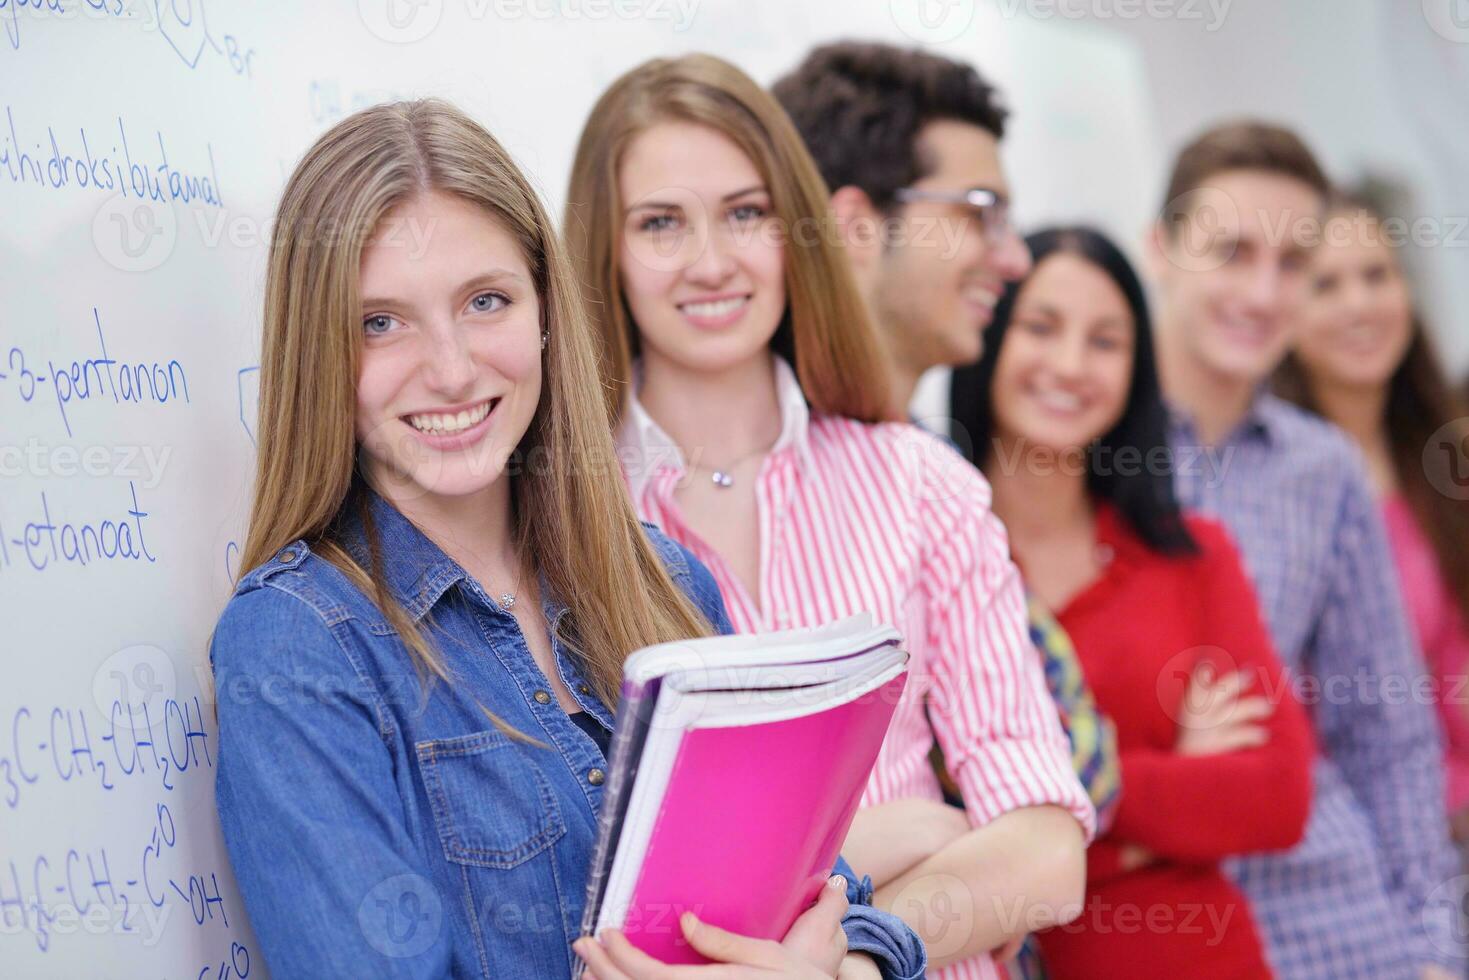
left=949, top=227, right=1314, bottom=979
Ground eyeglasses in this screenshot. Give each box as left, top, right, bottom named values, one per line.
left=892, top=187, right=1013, bottom=244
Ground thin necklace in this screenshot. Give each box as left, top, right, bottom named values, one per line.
left=491, top=563, right=524, bottom=611
left=687, top=440, right=776, bottom=489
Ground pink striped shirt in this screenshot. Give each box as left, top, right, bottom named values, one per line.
left=618, top=356, right=1095, bottom=980
left=1382, top=492, right=1469, bottom=814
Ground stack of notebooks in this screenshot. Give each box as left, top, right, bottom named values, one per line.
left=577, top=614, right=909, bottom=967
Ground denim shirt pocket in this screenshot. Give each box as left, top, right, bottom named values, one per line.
left=416, top=729, right=567, bottom=867
left=416, top=729, right=574, bottom=978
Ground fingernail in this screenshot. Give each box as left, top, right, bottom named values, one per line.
left=829, top=873, right=846, bottom=890
left=681, top=911, right=698, bottom=932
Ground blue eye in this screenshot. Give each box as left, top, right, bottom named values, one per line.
left=470, top=292, right=509, bottom=313
left=363, top=314, right=401, bottom=336
left=730, top=204, right=766, bottom=223
left=640, top=212, right=680, bottom=233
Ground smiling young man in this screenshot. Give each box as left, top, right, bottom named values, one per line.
left=1149, top=121, right=1464, bottom=980
left=773, top=42, right=1034, bottom=414
left=775, top=43, right=1121, bottom=980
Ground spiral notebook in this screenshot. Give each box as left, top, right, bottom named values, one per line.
left=575, top=614, right=908, bottom=969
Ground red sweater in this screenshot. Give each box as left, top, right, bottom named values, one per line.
left=1035, top=505, right=1314, bottom=980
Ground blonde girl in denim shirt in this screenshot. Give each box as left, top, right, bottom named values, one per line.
left=209, top=98, right=923, bottom=980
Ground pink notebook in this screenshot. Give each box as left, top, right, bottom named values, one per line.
left=577, top=615, right=908, bottom=967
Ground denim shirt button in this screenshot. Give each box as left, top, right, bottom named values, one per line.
left=278, top=549, right=297, bottom=563
left=533, top=690, right=551, bottom=705
left=578, top=684, right=591, bottom=695
left=587, top=768, right=605, bottom=786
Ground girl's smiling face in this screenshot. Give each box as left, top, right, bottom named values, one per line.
left=1292, top=210, right=1414, bottom=391
left=990, top=252, right=1137, bottom=456
left=354, top=190, right=543, bottom=505
left=616, top=120, right=787, bottom=377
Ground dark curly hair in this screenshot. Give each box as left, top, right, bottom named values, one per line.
left=772, top=41, right=1007, bottom=211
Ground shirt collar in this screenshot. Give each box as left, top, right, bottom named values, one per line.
left=335, top=484, right=465, bottom=621
left=1166, top=385, right=1275, bottom=448
left=335, top=480, right=569, bottom=626
left=616, top=354, right=814, bottom=502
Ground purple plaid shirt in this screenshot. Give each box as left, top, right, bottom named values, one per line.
left=1169, top=391, right=1464, bottom=979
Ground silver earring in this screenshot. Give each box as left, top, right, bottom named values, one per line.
left=541, top=330, right=549, bottom=350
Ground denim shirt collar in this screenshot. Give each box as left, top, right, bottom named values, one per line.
left=335, top=480, right=570, bottom=630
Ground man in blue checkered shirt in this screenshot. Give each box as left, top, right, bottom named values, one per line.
left=1147, top=120, right=1464, bottom=979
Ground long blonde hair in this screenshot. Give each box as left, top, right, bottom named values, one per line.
left=241, top=98, right=711, bottom=708
left=563, top=53, right=897, bottom=426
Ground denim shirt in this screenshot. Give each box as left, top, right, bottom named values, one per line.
left=210, top=485, right=925, bottom=979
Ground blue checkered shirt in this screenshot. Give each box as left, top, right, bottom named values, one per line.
left=1169, top=392, right=1465, bottom=979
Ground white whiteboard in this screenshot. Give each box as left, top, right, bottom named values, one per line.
left=0, top=2, right=1157, bottom=976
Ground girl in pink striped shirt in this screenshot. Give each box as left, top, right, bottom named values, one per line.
left=565, top=53, right=1095, bottom=980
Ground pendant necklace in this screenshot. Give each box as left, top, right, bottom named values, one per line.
left=688, top=440, right=776, bottom=490
left=493, top=564, right=524, bottom=612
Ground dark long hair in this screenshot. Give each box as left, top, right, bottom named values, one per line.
left=1275, top=192, right=1469, bottom=629
left=949, top=226, right=1196, bottom=555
